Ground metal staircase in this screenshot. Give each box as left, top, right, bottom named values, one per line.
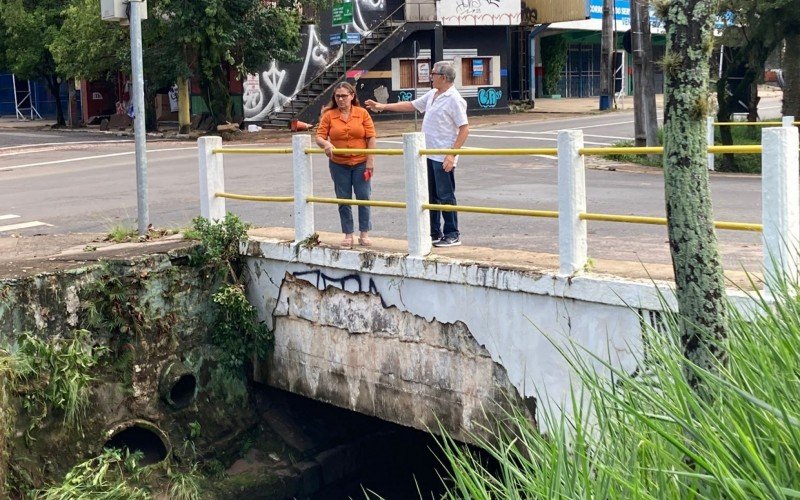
left=263, top=5, right=437, bottom=128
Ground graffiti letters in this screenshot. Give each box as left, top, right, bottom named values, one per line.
left=521, top=4, right=538, bottom=24
left=397, top=91, right=414, bottom=102
left=292, top=270, right=385, bottom=307
left=478, top=88, right=502, bottom=108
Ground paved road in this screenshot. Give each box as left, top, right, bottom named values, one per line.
left=1, top=100, right=784, bottom=270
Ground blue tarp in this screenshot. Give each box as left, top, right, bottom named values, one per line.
left=0, top=72, right=70, bottom=119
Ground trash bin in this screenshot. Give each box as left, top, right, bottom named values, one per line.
left=599, top=95, right=611, bottom=110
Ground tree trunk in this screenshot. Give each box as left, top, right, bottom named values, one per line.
left=640, top=0, right=659, bottom=148
left=782, top=34, right=800, bottom=118
left=716, top=77, right=735, bottom=170
left=663, top=0, right=728, bottom=387
left=67, top=81, right=80, bottom=128
left=632, top=0, right=659, bottom=149
left=600, top=0, right=614, bottom=110
left=46, top=75, right=65, bottom=126
left=178, top=76, right=191, bottom=134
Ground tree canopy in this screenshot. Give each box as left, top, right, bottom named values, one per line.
left=0, top=0, right=67, bottom=124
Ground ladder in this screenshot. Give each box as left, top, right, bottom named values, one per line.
left=12, top=74, right=42, bottom=120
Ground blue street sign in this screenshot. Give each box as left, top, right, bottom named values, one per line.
left=346, top=32, right=361, bottom=44
left=330, top=34, right=342, bottom=46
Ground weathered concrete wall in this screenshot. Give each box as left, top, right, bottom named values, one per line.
left=269, top=275, right=530, bottom=444
left=0, top=248, right=257, bottom=491
left=243, top=236, right=756, bottom=438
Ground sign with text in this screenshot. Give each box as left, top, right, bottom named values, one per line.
left=417, top=62, right=430, bottom=83
left=472, top=59, right=484, bottom=77
left=332, top=1, right=353, bottom=26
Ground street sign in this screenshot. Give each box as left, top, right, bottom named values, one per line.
left=329, top=34, right=342, bottom=46
left=346, top=32, right=360, bottom=44
left=332, top=1, right=353, bottom=26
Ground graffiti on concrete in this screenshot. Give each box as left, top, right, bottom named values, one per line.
left=478, top=87, right=502, bottom=108
left=292, top=269, right=386, bottom=307
left=244, top=1, right=386, bottom=121
left=438, top=0, right=521, bottom=25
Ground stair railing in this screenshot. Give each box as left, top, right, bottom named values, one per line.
left=285, top=3, right=407, bottom=114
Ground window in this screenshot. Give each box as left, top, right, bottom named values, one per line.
left=399, top=59, right=431, bottom=88
left=461, top=57, right=491, bottom=86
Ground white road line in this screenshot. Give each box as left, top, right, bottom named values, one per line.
left=0, top=139, right=133, bottom=150
left=0, top=221, right=52, bottom=232
left=0, top=214, right=20, bottom=220
left=469, top=133, right=613, bottom=146
left=0, top=146, right=197, bottom=172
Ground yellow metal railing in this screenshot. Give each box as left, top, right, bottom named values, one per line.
left=216, top=193, right=294, bottom=203
left=210, top=145, right=764, bottom=232
left=714, top=121, right=800, bottom=127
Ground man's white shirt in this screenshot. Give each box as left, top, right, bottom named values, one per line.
left=412, top=86, right=468, bottom=164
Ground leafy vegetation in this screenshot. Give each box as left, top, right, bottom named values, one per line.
left=12, top=330, right=105, bottom=432
left=438, top=277, right=800, bottom=498
left=712, top=124, right=764, bottom=173
left=188, top=214, right=271, bottom=389
left=0, top=0, right=67, bottom=125
left=540, top=35, right=568, bottom=96
left=37, top=448, right=150, bottom=500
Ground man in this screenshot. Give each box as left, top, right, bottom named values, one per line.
left=365, top=61, right=469, bottom=247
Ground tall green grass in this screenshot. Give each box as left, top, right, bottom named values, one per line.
left=437, top=278, right=800, bottom=498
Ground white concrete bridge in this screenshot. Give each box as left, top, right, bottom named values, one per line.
left=198, top=125, right=799, bottom=442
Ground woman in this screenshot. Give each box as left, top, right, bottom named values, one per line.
left=315, top=82, right=377, bottom=249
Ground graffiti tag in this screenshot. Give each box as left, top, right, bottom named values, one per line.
left=478, top=88, right=502, bottom=108
left=398, top=91, right=414, bottom=102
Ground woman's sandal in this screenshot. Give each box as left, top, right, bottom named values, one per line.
left=340, top=237, right=354, bottom=249
left=358, top=236, right=372, bottom=247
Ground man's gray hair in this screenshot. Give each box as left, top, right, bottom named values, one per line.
left=433, top=61, right=456, bottom=83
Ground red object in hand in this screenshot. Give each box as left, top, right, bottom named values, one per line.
left=364, top=170, right=373, bottom=181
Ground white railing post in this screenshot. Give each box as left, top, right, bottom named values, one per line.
left=404, top=132, right=432, bottom=257
left=198, top=136, right=225, bottom=221
left=557, top=130, right=587, bottom=275
left=293, top=134, right=315, bottom=242
left=762, top=126, right=800, bottom=289
left=783, top=115, right=795, bottom=128
left=706, top=116, right=715, bottom=171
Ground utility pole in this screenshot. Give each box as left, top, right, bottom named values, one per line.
left=600, top=0, right=614, bottom=110
left=631, top=0, right=659, bottom=147
left=129, top=0, right=149, bottom=235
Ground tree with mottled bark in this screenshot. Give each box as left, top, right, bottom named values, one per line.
left=661, top=0, right=728, bottom=386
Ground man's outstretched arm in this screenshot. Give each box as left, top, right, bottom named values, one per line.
left=364, top=99, right=416, bottom=113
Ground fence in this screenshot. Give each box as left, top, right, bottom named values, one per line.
left=706, top=116, right=797, bottom=171
left=199, top=125, right=799, bottom=286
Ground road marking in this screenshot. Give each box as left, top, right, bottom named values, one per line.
left=0, top=221, right=52, bottom=232
left=0, top=146, right=196, bottom=172
left=0, top=214, right=20, bottom=221
left=0, top=139, right=135, bottom=156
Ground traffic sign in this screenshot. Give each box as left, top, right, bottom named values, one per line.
left=332, top=1, right=353, bottom=26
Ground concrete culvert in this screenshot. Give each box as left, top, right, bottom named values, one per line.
left=159, top=362, right=198, bottom=409
left=104, top=421, right=169, bottom=466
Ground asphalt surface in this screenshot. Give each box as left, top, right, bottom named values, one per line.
left=0, top=95, right=786, bottom=272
